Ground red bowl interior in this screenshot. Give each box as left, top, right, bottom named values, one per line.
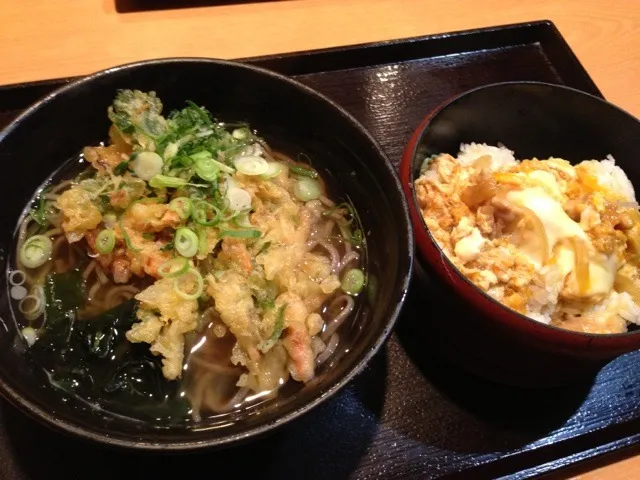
left=399, top=81, right=640, bottom=360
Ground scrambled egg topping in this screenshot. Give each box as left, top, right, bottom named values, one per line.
left=415, top=147, right=640, bottom=334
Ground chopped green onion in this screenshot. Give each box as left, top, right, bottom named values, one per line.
left=158, top=257, right=190, bottom=278
left=191, top=153, right=234, bottom=174
left=160, top=241, right=175, bottom=252
left=95, top=229, right=116, bottom=254
left=219, top=229, right=262, bottom=239
left=114, top=160, right=130, bottom=175
left=233, top=212, right=253, bottom=228
left=21, top=326, right=38, bottom=347
left=149, top=175, right=188, bottom=189
left=189, top=151, right=211, bottom=161
left=232, top=128, right=248, bottom=140
left=341, top=268, right=365, bottom=295
left=197, top=227, right=208, bottom=257
left=294, top=177, right=322, bottom=202
left=163, top=142, right=178, bottom=161
left=261, top=162, right=286, bottom=179
left=19, top=235, right=53, bottom=269
left=133, top=151, right=164, bottom=181
left=173, top=269, right=204, bottom=300
left=194, top=157, right=220, bottom=182
left=226, top=187, right=252, bottom=211
left=169, top=197, right=192, bottom=220
left=212, top=158, right=235, bottom=175
left=259, top=304, right=287, bottom=353
left=192, top=200, right=224, bottom=226
left=174, top=227, right=199, bottom=258
left=234, top=156, right=269, bottom=176
left=119, top=221, right=141, bottom=253
left=29, top=194, right=48, bottom=227
left=290, top=165, right=318, bottom=178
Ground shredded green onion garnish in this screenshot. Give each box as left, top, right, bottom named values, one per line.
left=19, top=235, right=53, bottom=269
left=174, top=227, right=199, bottom=258
left=193, top=200, right=224, bottom=226
left=148, top=175, right=189, bottom=189
left=95, top=229, right=116, bottom=254
left=259, top=304, right=287, bottom=353
left=169, top=197, right=193, bottom=220
left=158, top=257, right=190, bottom=278
left=261, top=162, right=286, bottom=179
left=113, top=160, right=130, bottom=175
left=234, top=156, right=269, bottom=176
left=196, top=226, right=208, bottom=257
left=294, top=178, right=322, bottom=202
left=119, top=221, right=141, bottom=253
left=194, top=157, right=220, bottom=182
left=341, top=268, right=365, bottom=295
left=218, top=229, right=262, bottom=239
left=173, top=268, right=204, bottom=300
left=289, top=165, right=318, bottom=179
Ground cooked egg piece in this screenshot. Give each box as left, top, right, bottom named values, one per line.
left=555, top=245, right=617, bottom=298
left=506, top=187, right=586, bottom=260
left=454, top=228, right=486, bottom=262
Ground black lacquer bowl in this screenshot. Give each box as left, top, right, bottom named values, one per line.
left=0, top=58, right=413, bottom=449
left=400, top=81, right=640, bottom=386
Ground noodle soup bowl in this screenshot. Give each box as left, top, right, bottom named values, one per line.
left=399, top=81, right=640, bottom=386
left=0, top=58, right=413, bottom=448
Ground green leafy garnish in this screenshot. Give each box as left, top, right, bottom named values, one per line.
left=29, top=193, right=49, bottom=227
left=259, top=304, right=287, bottom=353
left=114, top=160, right=130, bottom=175
left=218, top=229, right=262, bottom=239
left=289, top=165, right=318, bottom=179
left=119, top=220, right=141, bottom=253
left=160, top=240, right=175, bottom=252
left=108, top=89, right=167, bottom=139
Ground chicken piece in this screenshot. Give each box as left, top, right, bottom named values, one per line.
left=126, top=278, right=198, bottom=380
left=125, top=202, right=181, bottom=233
left=476, top=205, right=496, bottom=236
left=83, top=145, right=127, bottom=174
left=56, top=186, right=102, bottom=243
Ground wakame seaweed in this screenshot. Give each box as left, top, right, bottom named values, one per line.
left=34, top=273, right=189, bottom=421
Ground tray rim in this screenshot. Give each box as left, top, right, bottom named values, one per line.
left=0, top=20, right=600, bottom=95
left=0, top=18, right=631, bottom=479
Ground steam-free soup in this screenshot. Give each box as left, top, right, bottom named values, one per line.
left=8, top=90, right=366, bottom=422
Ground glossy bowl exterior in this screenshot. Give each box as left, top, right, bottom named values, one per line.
left=0, top=58, right=413, bottom=449
left=400, top=82, right=640, bottom=385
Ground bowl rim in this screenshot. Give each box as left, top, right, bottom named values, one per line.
left=0, top=57, right=414, bottom=450
left=400, top=80, right=640, bottom=343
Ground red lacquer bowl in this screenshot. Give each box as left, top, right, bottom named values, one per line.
left=399, top=82, right=640, bottom=386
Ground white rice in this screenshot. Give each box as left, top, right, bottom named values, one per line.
left=457, top=142, right=516, bottom=171
left=580, top=155, right=636, bottom=202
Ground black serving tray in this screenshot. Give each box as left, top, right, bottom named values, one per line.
left=0, top=21, right=636, bottom=480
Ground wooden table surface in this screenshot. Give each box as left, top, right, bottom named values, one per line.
left=1, top=0, right=640, bottom=477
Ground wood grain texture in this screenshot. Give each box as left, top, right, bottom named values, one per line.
left=1, top=0, right=640, bottom=117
